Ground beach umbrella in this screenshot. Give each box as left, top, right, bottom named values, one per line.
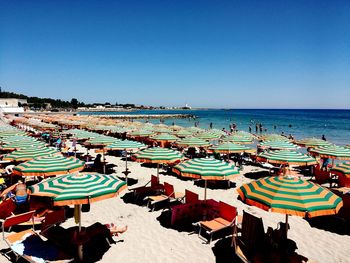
left=1, top=140, right=46, bottom=151
left=259, top=140, right=298, bottom=150
left=174, top=129, right=192, bottom=138
left=133, top=147, right=184, bottom=177
left=196, top=132, right=221, bottom=141
left=0, top=130, right=27, bottom=138
left=154, top=127, right=172, bottom=133
left=331, top=162, right=350, bottom=176
left=308, top=145, right=350, bottom=160
left=294, top=138, right=331, bottom=148
left=330, top=162, right=350, bottom=186
left=187, top=127, right=204, bottom=133
left=222, top=135, right=254, bottom=144
left=237, top=176, right=343, bottom=237
left=176, top=137, right=211, bottom=148
left=209, top=129, right=226, bottom=136
left=151, top=133, right=178, bottom=142
left=210, top=142, right=255, bottom=154
left=260, top=134, right=290, bottom=142
left=85, top=136, right=120, bottom=147
left=29, top=172, right=127, bottom=260
left=13, top=155, right=85, bottom=177
left=173, top=158, right=239, bottom=200
left=3, top=146, right=61, bottom=162
left=0, top=135, right=35, bottom=144
left=257, top=150, right=317, bottom=166
left=129, top=130, right=154, bottom=137
left=106, top=140, right=147, bottom=180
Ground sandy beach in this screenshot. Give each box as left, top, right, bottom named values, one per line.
left=1, top=136, right=349, bottom=263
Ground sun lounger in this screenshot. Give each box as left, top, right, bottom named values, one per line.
left=1, top=211, right=73, bottom=263
left=233, top=210, right=266, bottom=263
left=198, top=201, right=237, bottom=243
left=145, top=182, right=184, bottom=211
left=130, top=175, right=164, bottom=201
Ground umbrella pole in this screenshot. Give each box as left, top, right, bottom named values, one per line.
left=285, top=214, right=289, bottom=239
left=204, top=180, right=207, bottom=201
left=157, top=163, right=159, bottom=179
left=103, top=147, right=106, bottom=174
left=125, top=149, right=128, bottom=185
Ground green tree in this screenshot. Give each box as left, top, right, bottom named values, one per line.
left=71, top=98, right=78, bottom=109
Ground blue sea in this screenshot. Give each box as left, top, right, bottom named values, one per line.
left=79, top=109, right=350, bottom=146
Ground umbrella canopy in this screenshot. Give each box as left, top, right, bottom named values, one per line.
left=295, top=138, right=331, bottom=148
left=309, top=145, right=350, bottom=160
left=237, top=176, right=343, bottom=217
left=330, top=162, right=350, bottom=177
left=187, top=127, right=204, bottom=133
left=260, top=134, right=290, bottom=142
left=0, top=135, right=35, bottom=144
left=210, top=142, right=255, bottom=154
left=29, top=173, right=127, bottom=206
left=129, top=130, right=154, bottom=137
left=13, top=155, right=85, bottom=177
left=259, top=140, right=298, bottom=150
left=173, top=158, right=239, bottom=180
left=209, top=129, right=226, bottom=136
left=221, top=135, right=254, bottom=144
left=176, top=137, right=211, bottom=147
left=3, top=146, right=60, bottom=162
left=196, top=132, right=221, bottom=141
left=133, top=147, right=184, bottom=164
left=85, top=136, right=120, bottom=146
left=257, top=150, right=317, bottom=166
left=105, top=140, right=147, bottom=152
left=1, top=140, right=46, bottom=151
left=173, top=158, right=239, bottom=200
left=174, top=129, right=192, bottom=138
left=151, top=133, right=178, bottom=142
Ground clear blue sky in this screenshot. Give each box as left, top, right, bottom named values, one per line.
left=1, top=0, right=349, bottom=108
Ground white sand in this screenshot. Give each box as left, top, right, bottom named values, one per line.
left=1, top=141, right=350, bottom=263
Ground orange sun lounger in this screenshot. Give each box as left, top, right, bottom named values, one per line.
left=1, top=211, right=73, bottom=263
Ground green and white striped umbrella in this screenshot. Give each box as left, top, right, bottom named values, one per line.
left=85, top=136, right=120, bottom=146
left=173, top=158, right=239, bottom=180
left=257, top=150, right=317, bottom=166
left=176, top=137, right=211, bottom=147
left=154, top=127, right=172, bottom=133
left=106, top=140, right=147, bottom=152
left=0, top=135, right=36, bottom=144
left=13, top=155, right=85, bottom=177
left=309, top=145, right=350, bottom=160
left=209, top=129, right=226, bottom=136
left=1, top=140, right=46, bottom=151
left=331, top=162, right=350, bottom=177
left=174, top=129, right=192, bottom=138
left=173, top=158, right=239, bottom=199
left=151, top=133, right=178, bottom=142
left=196, top=132, right=221, bottom=141
left=3, top=146, right=61, bottom=162
left=222, top=135, right=254, bottom=144
left=259, top=140, right=298, bottom=150
left=210, top=142, right=255, bottom=154
left=29, top=173, right=127, bottom=206
left=260, top=134, right=290, bottom=142
left=0, top=130, right=27, bottom=138
left=295, top=138, right=331, bottom=148
left=133, top=147, right=184, bottom=164
left=187, top=127, right=204, bottom=133
left=237, top=176, right=343, bottom=218
left=129, top=130, right=154, bottom=137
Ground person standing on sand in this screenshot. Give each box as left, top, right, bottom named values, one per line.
left=209, top=122, right=213, bottom=129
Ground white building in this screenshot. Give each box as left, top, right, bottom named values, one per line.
left=0, top=98, right=27, bottom=113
